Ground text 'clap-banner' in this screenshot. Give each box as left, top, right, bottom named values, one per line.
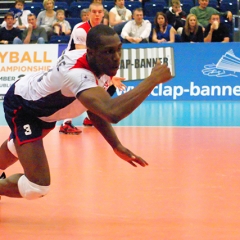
left=117, top=47, right=175, bottom=81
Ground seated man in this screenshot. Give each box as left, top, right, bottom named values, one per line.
left=0, top=12, right=22, bottom=44
left=204, top=13, right=230, bottom=42
left=190, top=0, right=232, bottom=28
left=22, top=13, right=48, bottom=44
left=121, top=8, right=152, bottom=43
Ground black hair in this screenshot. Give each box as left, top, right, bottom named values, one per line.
left=86, top=24, right=117, bottom=50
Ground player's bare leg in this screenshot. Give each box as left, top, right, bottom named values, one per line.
left=0, top=129, right=52, bottom=198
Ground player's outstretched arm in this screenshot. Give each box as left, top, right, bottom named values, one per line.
left=78, top=62, right=172, bottom=124
left=87, top=111, right=148, bottom=167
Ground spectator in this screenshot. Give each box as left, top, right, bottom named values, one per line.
left=22, top=13, right=48, bottom=43
left=1, top=0, right=31, bottom=30
left=52, top=9, right=71, bottom=36
left=0, top=13, right=22, bottom=44
left=190, top=0, right=232, bottom=28
left=204, top=13, right=230, bottom=42
left=166, top=0, right=187, bottom=35
left=109, top=0, right=132, bottom=35
left=152, top=12, right=176, bottom=43
left=81, top=8, right=90, bottom=22
left=181, top=14, right=204, bottom=42
left=91, top=0, right=109, bottom=25
left=121, top=8, right=151, bottom=43
left=37, top=0, right=56, bottom=40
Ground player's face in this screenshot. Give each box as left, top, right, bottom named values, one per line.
left=198, top=0, right=209, bottom=9
left=89, top=6, right=104, bottom=26
left=92, top=34, right=122, bottom=76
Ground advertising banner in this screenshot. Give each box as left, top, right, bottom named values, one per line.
left=116, top=43, right=240, bottom=100
left=1, top=43, right=240, bottom=101
left=0, top=44, right=59, bottom=98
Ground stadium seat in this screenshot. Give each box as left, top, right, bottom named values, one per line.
left=125, top=1, right=142, bottom=12
left=149, top=0, right=168, bottom=6
left=220, top=0, right=238, bottom=14
left=181, top=2, right=194, bottom=14
left=65, top=17, right=81, bottom=29
left=144, top=16, right=155, bottom=25
left=25, top=2, right=43, bottom=9
left=68, top=2, right=90, bottom=18
left=54, top=2, right=69, bottom=11
left=49, top=35, right=71, bottom=43
left=103, top=2, right=115, bottom=11
left=144, top=2, right=164, bottom=17
left=24, top=2, right=43, bottom=16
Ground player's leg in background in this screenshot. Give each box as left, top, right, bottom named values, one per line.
left=59, top=118, right=82, bottom=134
left=83, top=85, right=117, bottom=127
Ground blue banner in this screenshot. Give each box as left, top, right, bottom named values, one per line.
left=59, top=42, right=240, bottom=100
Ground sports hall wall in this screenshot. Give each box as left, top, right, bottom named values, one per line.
left=0, top=42, right=240, bottom=101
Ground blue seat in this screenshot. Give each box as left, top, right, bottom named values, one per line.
left=144, top=2, right=164, bottom=17
left=144, top=16, right=155, bottom=25
left=103, top=2, right=115, bottom=11
left=54, top=2, right=69, bottom=11
left=149, top=0, right=168, bottom=6
left=65, top=17, right=81, bottom=29
left=49, top=35, right=71, bottom=43
left=181, top=2, right=194, bottom=14
left=24, top=6, right=42, bottom=16
left=68, top=2, right=90, bottom=18
left=125, top=1, right=142, bottom=12
left=220, top=1, right=238, bottom=14
left=25, top=2, right=43, bottom=9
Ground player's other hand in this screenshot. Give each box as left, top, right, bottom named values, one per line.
left=113, top=144, right=148, bottom=167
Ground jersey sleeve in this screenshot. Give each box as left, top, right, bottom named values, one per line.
left=72, top=28, right=87, bottom=46
left=64, top=68, right=98, bottom=97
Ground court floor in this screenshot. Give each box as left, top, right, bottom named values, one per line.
left=0, top=101, right=240, bottom=240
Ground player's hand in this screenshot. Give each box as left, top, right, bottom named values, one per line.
left=113, top=144, right=148, bottom=167
left=111, top=76, right=126, bottom=90
left=150, top=60, right=172, bottom=85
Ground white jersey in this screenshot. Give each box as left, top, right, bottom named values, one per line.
left=12, top=49, right=111, bottom=122
left=66, top=21, right=91, bottom=51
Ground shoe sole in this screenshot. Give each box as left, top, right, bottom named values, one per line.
left=59, top=131, right=82, bottom=135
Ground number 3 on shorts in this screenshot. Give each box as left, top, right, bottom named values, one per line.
left=23, top=124, right=32, bottom=135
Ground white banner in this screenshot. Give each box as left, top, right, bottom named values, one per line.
left=0, top=44, right=59, bottom=97
left=117, top=47, right=175, bottom=80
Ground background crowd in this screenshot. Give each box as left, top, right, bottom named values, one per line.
left=0, top=0, right=236, bottom=44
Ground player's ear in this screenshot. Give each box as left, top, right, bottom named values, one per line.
left=87, top=48, right=94, bottom=57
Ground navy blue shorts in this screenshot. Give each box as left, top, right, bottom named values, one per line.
left=4, top=84, right=56, bottom=145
